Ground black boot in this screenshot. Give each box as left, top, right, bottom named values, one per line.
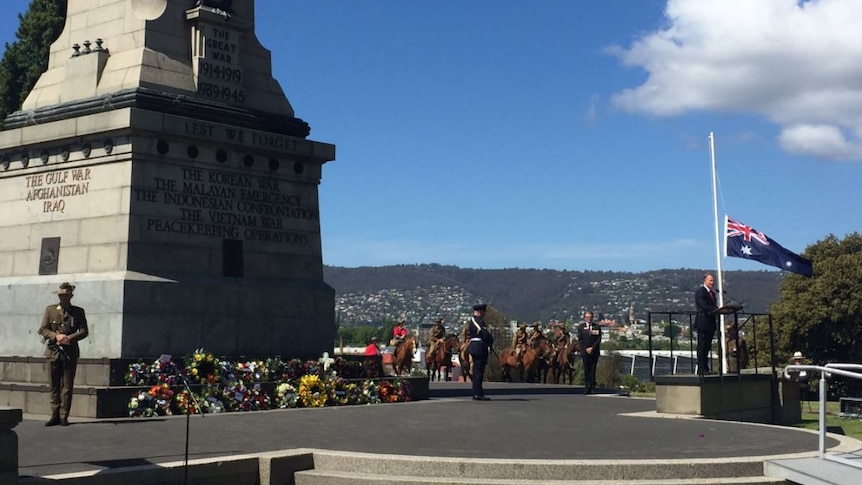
left=45, top=416, right=61, bottom=427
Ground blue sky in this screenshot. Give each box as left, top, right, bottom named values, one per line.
left=2, top=1, right=860, bottom=272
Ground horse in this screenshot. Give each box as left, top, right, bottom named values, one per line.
left=425, top=335, right=460, bottom=381
left=499, top=339, right=552, bottom=382
left=550, top=340, right=581, bottom=385
left=391, top=334, right=416, bottom=376
left=458, top=340, right=472, bottom=381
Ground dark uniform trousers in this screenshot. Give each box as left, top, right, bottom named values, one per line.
left=471, top=350, right=488, bottom=397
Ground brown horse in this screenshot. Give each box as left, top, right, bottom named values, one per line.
left=425, top=335, right=460, bottom=381
left=550, top=340, right=581, bottom=385
left=392, top=334, right=416, bottom=376
left=499, top=339, right=552, bottom=382
left=458, top=340, right=472, bottom=381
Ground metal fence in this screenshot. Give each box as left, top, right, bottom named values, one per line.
left=643, top=310, right=775, bottom=381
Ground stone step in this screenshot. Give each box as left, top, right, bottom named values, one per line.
left=0, top=357, right=130, bottom=387
left=298, top=451, right=778, bottom=483
left=295, top=469, right=787, bottom=485
left=0, top=381, right=133, bottom=418
left=765, top=454, right=862, bottom=485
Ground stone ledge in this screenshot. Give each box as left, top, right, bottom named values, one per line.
left=19, top=453, right=262, bottom=485
left=0, top=357, right=133, bottom=387
left=4, top=87, right=310, bottom=138
left=0, top=406, right=22, bottom=430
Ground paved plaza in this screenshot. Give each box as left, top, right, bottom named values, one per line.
left=15, top=381, right=846, bottom=480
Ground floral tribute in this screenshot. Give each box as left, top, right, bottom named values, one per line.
left=125, top=349, right=413, bottom=417
left=128, top=384, right=175, bottom=417
left=125, top=358, right=183, bottom=386
left=186, top=348, right=220, bottom=384
left=298, top=374, right=328, bottom=408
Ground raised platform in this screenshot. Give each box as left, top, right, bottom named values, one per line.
left=655, top=372, right=802, bottom=424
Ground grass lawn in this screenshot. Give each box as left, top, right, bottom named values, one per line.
left=793, top=400, right=862, bottom=441
left=628, top=394, right=862, bottom=441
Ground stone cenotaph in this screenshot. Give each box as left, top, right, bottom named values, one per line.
left=0, top=0, right=336, bottom=416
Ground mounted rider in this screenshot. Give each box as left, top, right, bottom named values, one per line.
left=527, top=321, right=545, bottom=347
left=392, top=319, right=408, bottom=354
left=427, top=317, right=447, bottom=356
left=511, top=322, right=528, bottom=363
left=553, top=322, right=571, bottom=351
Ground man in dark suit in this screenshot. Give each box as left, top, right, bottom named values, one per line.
left=577, top=311, right=602, bottom=394
left=694, top=273, right=718, bottom=376
left=39, top=282, right=89, bottom=426
left=467, top=303, right=494, bottom=401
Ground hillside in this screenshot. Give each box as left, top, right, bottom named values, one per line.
left=323, top=264, right=783, bottom=326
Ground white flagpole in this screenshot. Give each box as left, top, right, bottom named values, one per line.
left=708, top=132, right=728, bottom=374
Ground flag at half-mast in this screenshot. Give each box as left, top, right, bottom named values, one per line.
left=725, top=216, right=813, bottom=277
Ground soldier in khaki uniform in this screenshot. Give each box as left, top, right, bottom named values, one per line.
left=511, top=322, right=528, bottom=362
left=39, top=282, right=89, bottom=426
left=527, top=322, right=545, bottom=346
left=426, top=317, right=447, bottom=356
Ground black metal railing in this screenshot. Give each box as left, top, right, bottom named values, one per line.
left=645, top=310, right=776, bottom=382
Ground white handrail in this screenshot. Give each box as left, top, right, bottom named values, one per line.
left=784, top=363, right=862, bottom=467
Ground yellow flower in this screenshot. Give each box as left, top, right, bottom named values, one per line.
left=191, top=368, right=198, bottom=376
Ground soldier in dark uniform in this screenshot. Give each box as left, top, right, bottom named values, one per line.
left=467, top=303, right=494, bottom=401
left=39, top=282, right=89, bottom=426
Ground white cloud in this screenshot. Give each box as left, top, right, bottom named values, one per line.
left=609, top=0, right=862, bottom=162
left=778, top=124, right=862, bottom=160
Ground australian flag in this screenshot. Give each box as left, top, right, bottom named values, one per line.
left=725, top=216, right=813, bottom=277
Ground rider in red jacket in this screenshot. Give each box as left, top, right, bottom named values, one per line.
left=392, top=320, right=408, bottom=341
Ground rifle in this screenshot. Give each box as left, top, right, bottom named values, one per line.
left=45, top=340, right=70, bottom=361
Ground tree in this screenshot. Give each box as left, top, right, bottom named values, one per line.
left=663, top=321, right=681, bottom=339
left=769, top=233, right=862, bottom=366
left=380, top=317, right=395, bottom=344
left=0, top=0, right=66, bottom=128
left=336, top=325, right=380, bottom=347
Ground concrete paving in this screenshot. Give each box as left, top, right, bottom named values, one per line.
left=15, top=381, right=853, bottom=479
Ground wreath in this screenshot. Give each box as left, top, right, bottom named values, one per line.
left=362, top=379, right=381, bottom=404
left=298, top=374, right=328, bottom=407
left=187, top=348, right=220, bottom=384
left=276, top=382, right=299, bottom=408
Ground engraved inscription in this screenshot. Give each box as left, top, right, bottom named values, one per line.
left=183, top=121, right=305, bottom=154
left=24, top=168, right=92, bottom=213
left=134, top=165, right=317, bottom=246
left=193, top=24, right=246, bottom=105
